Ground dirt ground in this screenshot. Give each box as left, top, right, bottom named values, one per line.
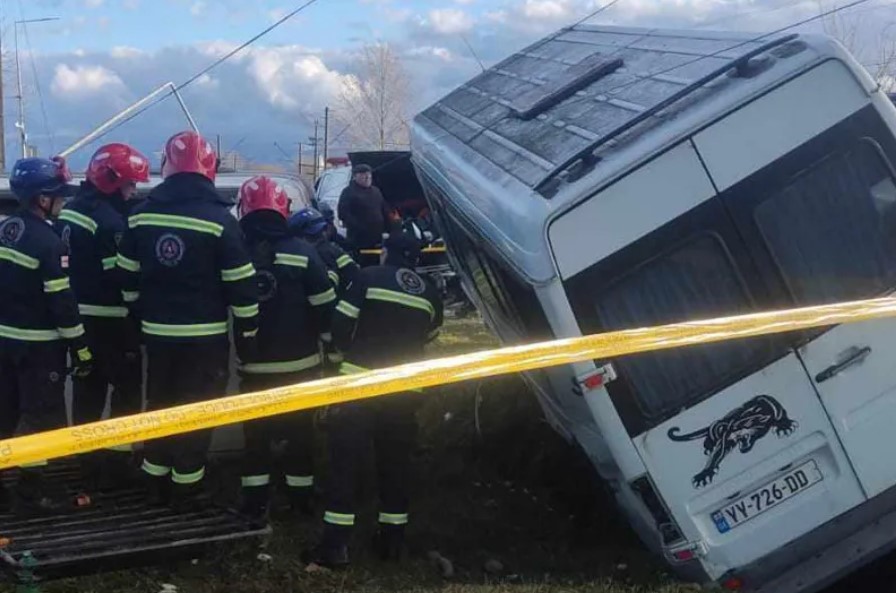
left=0, top=317, right=717, bottom=592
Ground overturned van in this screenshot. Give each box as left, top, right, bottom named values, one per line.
left=411, top=25, right=896, bottom=592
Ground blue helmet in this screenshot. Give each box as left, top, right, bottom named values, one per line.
left=288, top=207, right=328, bottom=237
left=10, top=157, right=77, bottom=203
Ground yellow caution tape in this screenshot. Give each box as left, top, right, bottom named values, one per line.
left=3, top=295, right=896, bottom=469
left=359, top=246, right=447, bottom=255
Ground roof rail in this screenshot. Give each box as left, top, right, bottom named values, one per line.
left=534, top=33, right=801, bottom=196
left=511, top=55, right=624, bottom=120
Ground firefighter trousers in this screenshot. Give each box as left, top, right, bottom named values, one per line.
left=73, top=316, right=142, bottom=427
left=141, top=339, right=229, bottom=486
left=322, top=392, right=419, bottom=543
left=0, top=341, right=67, bottom=467
left=239, top=368, right=320, bottom=494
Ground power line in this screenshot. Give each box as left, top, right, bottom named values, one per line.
left=20, top=12, right=54, bottom=153
left=85, top=0, right=323, bottom=147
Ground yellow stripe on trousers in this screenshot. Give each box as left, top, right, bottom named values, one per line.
left=3, top=295, right=896, bottom=469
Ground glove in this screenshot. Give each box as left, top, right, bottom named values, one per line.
left=71, top=347, right=94, bottom=379
left=235, top=328, right=258, bottom=364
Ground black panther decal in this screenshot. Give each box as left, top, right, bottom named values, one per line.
left=667, top=395, right=798, bottom=488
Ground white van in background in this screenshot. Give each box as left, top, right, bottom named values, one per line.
left=413, top=25, right=896, bottom=592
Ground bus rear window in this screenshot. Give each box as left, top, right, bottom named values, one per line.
left=594, top=234, right=775, bottom=419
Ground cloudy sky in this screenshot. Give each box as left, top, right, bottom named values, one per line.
left=2, top=0, right=892, bottom=170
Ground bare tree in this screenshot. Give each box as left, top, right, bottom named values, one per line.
left=335, top=43, right=412, bottom=151
left=819, top=0, right=896, bottom=90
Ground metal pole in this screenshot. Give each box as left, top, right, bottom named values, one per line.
left=59, top=82, right=195, bottom=158
left=298, top=143, right=303, bottom=177
left=312, top=120, right=319, bottom=180
left=0, top=23, right=7, bottom=171
left=14, top=24, right=25, bottom=159
left=323, top=106, right=329, bottom=166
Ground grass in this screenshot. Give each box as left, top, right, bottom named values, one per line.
left=9, top=315, right=697, bottom=593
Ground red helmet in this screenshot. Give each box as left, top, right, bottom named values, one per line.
left=86, top=143, right=150, bottom=195
left=161, top=130, right=218, bottom=181
left=238, top=176, right=290, bottom=219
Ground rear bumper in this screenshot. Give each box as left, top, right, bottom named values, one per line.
left=728, top=482, right=896, bottom=592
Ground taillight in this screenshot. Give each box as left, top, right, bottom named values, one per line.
left=722, top=576, right=744, bottom=590
left=672, top=549, right=696, bottom=562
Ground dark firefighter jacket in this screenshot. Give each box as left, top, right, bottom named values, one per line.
left=337, top=182, right=392, bottom=249
left=117, top=172, right=259, bottom=341
left=315, top=240, right=359, bottom=298
left=332, top=264, right=443, bottom=373
left=239, top=215, right=336, bottom=374
left=0, top=209, right=87, bottom=352
left=54, top=182, right=131, bottom=319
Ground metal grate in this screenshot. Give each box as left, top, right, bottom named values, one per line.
left=0, top=459, right=269, bottom=582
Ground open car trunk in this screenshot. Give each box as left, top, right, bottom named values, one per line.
left=348, top=151, right=428, bottom=219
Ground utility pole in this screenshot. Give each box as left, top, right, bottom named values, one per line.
left=0, top=23, right=6, bottom=171
left=12, top=18, right=59, bottom=160
left=310, top=119, right=319, bottom=181
left=323, top=106, right=329, bottom=166
left=14, top=23, right=25, bottom=159
left=298, top=143, right=304, bottom=178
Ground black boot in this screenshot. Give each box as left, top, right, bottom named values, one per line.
left=98, top=449, right=141, bottom=490
left=0, top=481, right=10, bottom=512
left=142, top=473, right=170, bottom=507
left=372, top=524, right=405, bottom=562
left=170, top=481, right=211, bottom=513
left=302, top=525, right=351, bottom=569
left=286, top=487, right=315, bottom=517
left=14, top=468, right=69, bottom=515
left=238, top=483, right=271, bottom=526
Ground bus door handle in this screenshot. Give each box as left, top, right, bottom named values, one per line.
left=815, top=346, right=872, bottom=384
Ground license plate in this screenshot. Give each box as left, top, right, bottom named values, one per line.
left=711, top=460, right=822, bottom=534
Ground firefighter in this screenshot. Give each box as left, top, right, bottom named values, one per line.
left=55, top=143, right=150, bottom=489
left=288, top=207, right=359, bottom=299
left=318, top=202, right=351, bottom=251
left=304, top=228, right=443, bottom=568
left=0, top=156, right=93, bottom=513
left=236, top=176, right=336, bottom=521
left=117, top=131, right=259, bottom=509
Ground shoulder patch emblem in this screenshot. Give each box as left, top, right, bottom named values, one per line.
left=396, top=268, right=425, bottom=295
left=0, top=217, right=25, bottom=246
left=60, top=225, right=72, bottom=249
left=155, top=233, right=186, bottom=267
left=256, top=269, right=278, bottom=302
left=114, top=232, right=124, bottom=247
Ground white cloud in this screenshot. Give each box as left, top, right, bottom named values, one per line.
left=484, top=10, right=508, bottom=23
left=110, top=46, right=144, bottom=59
left=521, top=0, right=572, bottom=20
left=51, top=64, right=126, bottom=98
left=268, top=7, right=287, bottom=22
left=428, top=8, right=475, bottom=34
left=195, top=73, right=220, bottom=89
left=85, top=0, right=104, bottom=7
left=190, top=1, right=206, bottom=16
left=407, top=46, right=455, bottom=62
left=198, top=40, right=241, bottom=58
left=245, top=47, right=350, bottom=111
left=123, top=0, right=140, bottom=9
left=455, top=0, right=475, bottom=4
left=73, top=48, right=87, bottom=57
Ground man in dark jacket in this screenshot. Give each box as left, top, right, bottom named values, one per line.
left=304, top=230, right=443, bottom=568
left=117, top=131, right=259, bottom=509
left=0, top=156, right=93, bottom=514
left=55, top=143, right=150, bottom=489
left=336, top=164, right=393, bottom=254
left=236, top=177, right=336, bottom=521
